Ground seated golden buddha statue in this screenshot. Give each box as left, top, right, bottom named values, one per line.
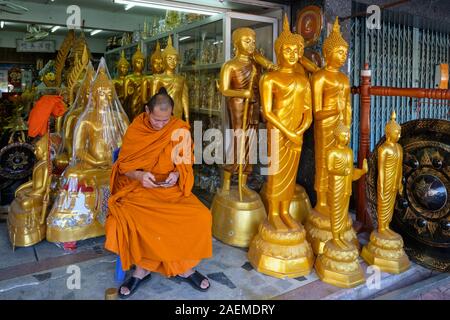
left=8, top=96, right=67, bottom=249
left=113, top=50, right=130, bottom=106
left=47, top=59, right=129, bottom=243
left=150, top=36, right=189, bottom=122
left=54, top=62, right=95, bottom=170
left=123, top=44, right=145, bottom=120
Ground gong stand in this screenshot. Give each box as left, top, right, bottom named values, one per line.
left=351, top=63, right=450, bottom=232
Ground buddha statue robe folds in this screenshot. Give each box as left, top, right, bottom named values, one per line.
left=47, top=58, right=129, bottom=243
left=123, top=44, right=145, bottom=120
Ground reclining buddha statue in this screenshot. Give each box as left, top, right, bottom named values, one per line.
left=47, top=58, right=129, bottom=243
left=7, top=95, right=67, bottom=249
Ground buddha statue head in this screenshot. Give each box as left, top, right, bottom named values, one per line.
left=334, top=121, right=351, bottom=146
left=34, top=133, right=49, bottom=161
left=162, top=35, right=178, bottom=72
left=274, top=15, right=304, bottom=67
left=117, top=50, right=130, bottom=78
left=385, top=111, right=401, bottom=143
left=149, top=40, right=164, bottom=74
left=92, top=67, right=114, bottom=109
left=232, top=27, right=256, bottom=57
left=322, top=17, right=348, bottom=69
left=131, top=44, right=145, bottom=74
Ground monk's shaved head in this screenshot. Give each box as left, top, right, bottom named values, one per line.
left=147, top=87, right=174, bottom=113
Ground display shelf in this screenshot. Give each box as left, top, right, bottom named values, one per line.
left=180, top=63, right=223, bottom=72
left=191, top=108, right=222, bottom=116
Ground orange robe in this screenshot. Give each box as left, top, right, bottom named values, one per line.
left=105, top=113, right=212, bottom=277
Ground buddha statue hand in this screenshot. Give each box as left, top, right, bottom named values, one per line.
left=362, top=158, right=368, bottom=173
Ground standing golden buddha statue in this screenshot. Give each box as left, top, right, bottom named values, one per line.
left=47, top=59, right=129, bottom=243
left=150, top=36, right=189, bottom=122
left=247, top=15, right=314, bottom=278
left=211, top=26, right=276, bottom=248
left=141, top=41, right=164, bottom=107
left=8, top=96, right=67, bottom=249
left=113, top=50, right=130, bottom=106
left=123, top=44, right=146, bottom=120
left=314, top=122, right=367, bottom=287
left=361, top=112, right=410, bottom=273
left=305, top=17, right=358, bottom=255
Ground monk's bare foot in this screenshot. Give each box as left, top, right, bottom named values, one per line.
left=269, top=214, right=289, bottom=232
left=280, top=212, right=300, bottom=231
left=179, top=269, right=210, bottom=290
left=120, top=267, right=151, bottom=296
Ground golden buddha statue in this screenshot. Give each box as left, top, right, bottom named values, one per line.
left=54, top=62, right=95, bottom=170
left=211, top=26, right=276, bottom=248
left=141, top=41, right=164, bottom=108
left=8, top=96, right=67, bottom=249
left=150, top=36, right=189, bottom=122
left=361, top=112, right=410, bottom=273
left=47, top=59, right=129, bottom=243
left=123, top=44, right=146, bottom=120
left=314, top=122, right=367, bottom=288
left=113, top=50, right=130, bottom=106
left=8, top=134, right=50, bottom=249
left=248, top=15, right=314, bottom=278
left=305, top=17, right=358, bottom=255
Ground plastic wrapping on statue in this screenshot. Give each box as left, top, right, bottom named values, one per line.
left=46, top=58, right=129, bottom=244
left=54, top=62, right=95, bottom=171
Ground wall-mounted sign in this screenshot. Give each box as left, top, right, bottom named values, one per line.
left=16, top=39, right=56, bottom=53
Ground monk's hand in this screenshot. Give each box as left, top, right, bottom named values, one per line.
left=141, top=172, right=159, bottom=189
left=163, top=171, right=179, bottom=187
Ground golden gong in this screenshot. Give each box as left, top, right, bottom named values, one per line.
left=361, top=112, right=410, bottom=273
left=247, top=15, right=314, bottom=278
left=305, top=17, right=358, bottom=255
left=211, top=26, right=276, bottom=248
left=314, top=123, right=367, bottom=288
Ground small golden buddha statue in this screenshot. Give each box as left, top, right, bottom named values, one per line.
left=211, top=26, right=276, bottom=248
left=113, top=50, right=130, bottom=106
left=123, top=44, right=146, bottom=120
left=8, top=134, right=50, bottom=249
left=54, top=63, right=95, bottom=170
left=248, top=15, right=314, bottom=278
left=47, top=60, right=129, bottom=243
left=361, top=112, right=410, bottom=273
left=305, top=17, right=358, bottom=255
left=314, top=122, right=367, bottom=288
left=150, top=35, right=189, bottom=122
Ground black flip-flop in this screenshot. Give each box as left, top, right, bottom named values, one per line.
left=118, top=273, right=152, bottom=299
left=176, top=271, right=210, bottom=292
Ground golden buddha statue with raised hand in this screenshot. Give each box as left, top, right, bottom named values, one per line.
left=314, top=122, right=367, bottom=288
left=113, top=50, right=130, bottom=106
left=150, top=36, right=189, bottom=122
left=123, top=44, right=145, bottom=120
left=47, top=59, right=129, bottom=243
left=248, top=15, right=314, bottom=278
left=361, top=111, right=410, bottom=273
left=305, top=17, right=358, bottom=255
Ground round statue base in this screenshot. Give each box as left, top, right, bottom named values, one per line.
left=261, top=184, right=312, bottom=225
left=305, top=208, right=359, bottom=255
left=361, top=230, right=410, bottom=274
left=211, top=186, right=266, bottom=248
left=247, top=220, right=314, bottom=278
left=7, top=200, right=46, bottom=249
left=315, top=240, right=365, bottom=288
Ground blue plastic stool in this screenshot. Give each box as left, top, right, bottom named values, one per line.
left=112, top=148, right=126, bottom=283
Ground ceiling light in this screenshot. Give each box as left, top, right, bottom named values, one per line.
left=51, top=26, right=60, bottom=32
left=0, top=21, right=4, bottom=29
left=125, top=4, right=135, bottom=10
left=179, top=36, right=191, bottom=41
left=90, top=29, right=102, bottom=36
left=113, top=0, right=225, bottom=16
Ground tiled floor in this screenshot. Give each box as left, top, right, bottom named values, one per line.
left=0, top=222, right=448, bottom=300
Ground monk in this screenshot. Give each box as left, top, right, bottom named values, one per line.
left=105, top=87, right=212, bottom=298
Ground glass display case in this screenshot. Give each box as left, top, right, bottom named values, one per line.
left=105, top=43, right=139, bottom=78
left=105, top=12, right=278, bottom=196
